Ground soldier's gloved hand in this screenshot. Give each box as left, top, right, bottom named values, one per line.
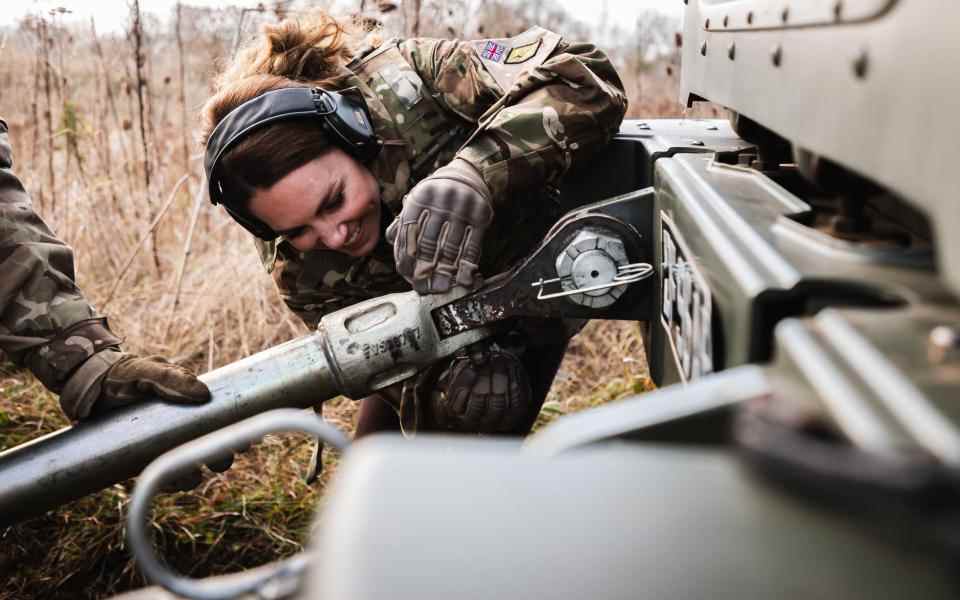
left=428, top=342, right=533, bottom=434
left=94, top=353, right=211, bottom=413
left=385, top=158, right=493, bottom=294
left=61, top=349, right=210, bottom=420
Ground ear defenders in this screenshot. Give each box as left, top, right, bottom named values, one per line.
left=204, top=86, right=381, bottom=240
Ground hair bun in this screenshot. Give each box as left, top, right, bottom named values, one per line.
left=221, top=11, right=357, bottom=85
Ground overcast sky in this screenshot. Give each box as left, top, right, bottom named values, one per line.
left=2, top=0, right=682, bottom=33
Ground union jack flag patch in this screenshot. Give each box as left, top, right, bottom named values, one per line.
left=481, top=41, right=507, bottom=63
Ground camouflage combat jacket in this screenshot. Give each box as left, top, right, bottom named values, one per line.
left=261, top=27, right=628, bottom=329
left=0, top=120, right=123, bottom=419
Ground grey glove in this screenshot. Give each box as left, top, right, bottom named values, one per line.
left=386, top=158, right=493, bottom=294
left=428, top=342, right=533, bottom=434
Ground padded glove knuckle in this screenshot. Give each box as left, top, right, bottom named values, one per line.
left=428, top=344, right=532, bottom=434
left=392, top=159, right=493, bottom=292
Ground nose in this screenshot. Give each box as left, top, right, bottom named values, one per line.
left=289, top=219, right=350, bottom=253
left=320, top=221, right=351, bottom=250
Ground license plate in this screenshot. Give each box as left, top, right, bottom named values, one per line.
left=660, top=213, right=714, bottom=382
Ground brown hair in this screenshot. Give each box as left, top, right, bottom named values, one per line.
left=201, top=11, right=361, bottom=208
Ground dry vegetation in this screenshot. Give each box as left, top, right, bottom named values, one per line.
left=0, top=1, right=693, bottom=597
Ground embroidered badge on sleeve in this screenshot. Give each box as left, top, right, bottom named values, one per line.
left=481, top=40, right=507, bottom=63
left=504, top=39, right=542, bottom=64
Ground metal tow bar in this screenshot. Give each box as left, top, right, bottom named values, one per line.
left=0, top=190, right=655, bottom=525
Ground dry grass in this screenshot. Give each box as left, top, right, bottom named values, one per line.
left=0, top=5, right=685, bottom=598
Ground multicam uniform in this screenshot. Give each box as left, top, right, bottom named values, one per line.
left=237, top=28, right=627, bottom=436
left=260, top=28, right=628, bottom=328
left=0, top=120, right=124, bottom=421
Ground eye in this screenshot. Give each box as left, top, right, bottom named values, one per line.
left=325, top=192, right=344, bottom=212
left=283, top=226, right=307, bottom=241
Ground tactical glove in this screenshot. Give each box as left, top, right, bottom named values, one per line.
left=62, top=349, right=211, bottom=420
left=427, top=341, right=533, bottom=434
left=386, top=158, right=493, bottom=294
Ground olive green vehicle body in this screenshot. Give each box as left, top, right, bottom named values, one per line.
left=308, top=2, right=960, bottom=597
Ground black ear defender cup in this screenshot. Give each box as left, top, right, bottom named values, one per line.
left=204, top=86, right=381, bottom=239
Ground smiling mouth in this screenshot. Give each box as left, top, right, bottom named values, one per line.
left=345, top=221, right=362, bottom=248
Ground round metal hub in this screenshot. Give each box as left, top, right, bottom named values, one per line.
left=555, top=227, right=630, bottom=308
left=571, top=250, right=618, bottom=297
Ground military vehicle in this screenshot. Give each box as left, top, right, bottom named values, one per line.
left=2, top=0, right=958, bottom=597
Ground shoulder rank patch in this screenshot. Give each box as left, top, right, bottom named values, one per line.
left=504, top=39, right=541, bottom=65
left=480, top=40, right=507, bottom=63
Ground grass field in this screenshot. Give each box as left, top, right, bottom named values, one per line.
left=0, top=3, right=694, bottom=597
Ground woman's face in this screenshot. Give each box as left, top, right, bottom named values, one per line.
left=249, top=148, right=381, bottom=257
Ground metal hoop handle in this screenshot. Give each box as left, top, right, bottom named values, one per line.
left=127, top=409, right=349, bottom=600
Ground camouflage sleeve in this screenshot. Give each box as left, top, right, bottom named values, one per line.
left=398, top=38, right=504, bottom=123
left=272, top=242, right=410, bottom=329
left=0, top=120, right=122, bottom=407
left=272, top=255, right=358, bottom=329
left=457, top=40, right=628, bottom=205
left=401, top=35, right=628, bottom=206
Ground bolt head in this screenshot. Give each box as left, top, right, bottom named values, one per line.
left=771, top=44, right=783, bottom=67
left=930, top=326, right=957, bottom=346
left=928, top=326, right=960, bottom=363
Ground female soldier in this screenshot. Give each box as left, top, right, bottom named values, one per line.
left=201, top=12, right=627, bottom=438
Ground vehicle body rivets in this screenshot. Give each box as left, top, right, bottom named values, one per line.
left=853, top=50, right=869, bottom=79
left=700, top=41, right=708, bottom=56
left=772, top=44, right=783, bottom=67
left=728, top=41, right=736, bottom=60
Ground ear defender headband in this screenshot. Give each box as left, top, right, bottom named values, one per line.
left=204, top=86, right=381, bottom=239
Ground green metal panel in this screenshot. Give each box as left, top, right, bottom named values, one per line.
left=681, top=0, right=960, bottom=296
left=650, top=150, right=949, bottom=385
left=699, top=0, right=898, bottom=30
